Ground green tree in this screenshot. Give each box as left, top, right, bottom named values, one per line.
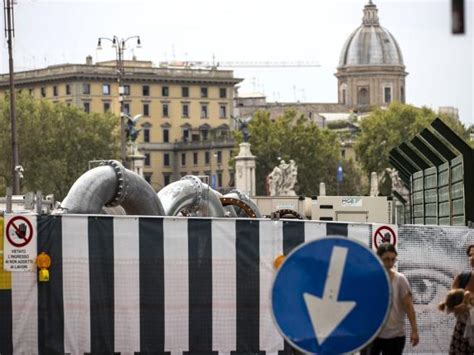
left=245, top=109, right=364, bottom=196
left=0, top=93, right=119, bottom=199
left=355, top=102, right=470, bottom=177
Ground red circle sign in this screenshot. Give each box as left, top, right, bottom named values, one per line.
left=6, top=216, right=34, bottom=248
left=373, top=225, right=397, bottom=249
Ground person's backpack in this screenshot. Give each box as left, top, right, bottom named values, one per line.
left=459, top=271, right=472, bottom=289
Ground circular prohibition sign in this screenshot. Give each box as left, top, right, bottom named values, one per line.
left=6, top=216, right=34, bottom=248
left=373, top=225, right=397, bottom=249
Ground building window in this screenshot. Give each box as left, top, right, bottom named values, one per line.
left=83, top=83, right=90, bottom=95
left=163, top=129, right=169, bottom=143
left=103, top=102, right=110, bottom=112
left=162, top=104, right=169, bottom=117
left=183, top=128, right=190, bottom=142
left=401, top=86, right=405, bottom=103
left=216, top=151, right=222, bottom=164
left=182, top=104, right=189, bottom=118
left=219, top=88, right=227, bottom=98
left=144, top=153, right=150, bottom=166
left=65, top=84, right=70, bottom=95
left=164, top=174, right=171, bottom=186
left=200, top=87, right=208, bottom=98
left=103, top=84, right=111, bottom=95
left=144, top=173, right=152, bottom=184
left=205, top=152, right=210, bottom=164
left=342, top=89, right=346, bottom=104
left=142, top=85, right=150, bottom=96
left=53, top=86, right=58, bottom=97
left=124, top=85, right=130, bottom=95
left=123, top=103, right=130, bottom=115
left=201, top=129, right=209, bottom=141
left=162, top=86, right=169, bottom=97
left=83, top=102, right=90, bottom=113
left=164, top=153, right=170, bottom=166
left=41, top=87, right=46, bottom=97
left=201, top=105, right=208, bottom=118
left=181, top=153, right=186, bottom=166
left=182, top=87, right=189, bottom=97
left=193, top=152, right=198, bottom=165
left=219, top=105, right=227, bottom=118
left=144, top=128, right=150, bottom=143
left=384, top=87, right=392, bottom=104
left=217, top=171, right=223, bottom=187
left=357, top=87, right=369, bottom=106
left=143, top=103, right=149, bottom=116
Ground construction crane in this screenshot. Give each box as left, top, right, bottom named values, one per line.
left=158, top=60, right=320, bottom=69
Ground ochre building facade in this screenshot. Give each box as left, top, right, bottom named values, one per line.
left=0, top=58, right=242, bottom=191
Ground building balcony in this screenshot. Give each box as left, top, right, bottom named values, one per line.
left=138, top=136, right=236, bottom=152
left=174, top=136, right=236, bottom=150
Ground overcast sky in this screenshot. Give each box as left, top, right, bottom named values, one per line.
left=3, top=0, right=473, bottom=124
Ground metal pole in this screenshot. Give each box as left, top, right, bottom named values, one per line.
left=4, top=0, right=19, bottom=194
left=117, top=42, right=127, bottom=166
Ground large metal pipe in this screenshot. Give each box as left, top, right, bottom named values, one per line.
left=57, top=160, right=164, bottom=215
left=224, top=189, right=262, bottom=218
left=157, top=175, right=225, bottom=217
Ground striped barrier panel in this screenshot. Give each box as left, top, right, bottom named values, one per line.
left=0, top=215, right=472, bottom=354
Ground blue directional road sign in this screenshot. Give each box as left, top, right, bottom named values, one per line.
left=272, top=237, right=391, bottom=354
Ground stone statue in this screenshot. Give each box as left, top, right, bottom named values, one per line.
left=268, top=164, right=282, bottom=196
left=386, top=168, right=409, bottom=199
left=267, top=159, right=298, bottom=196
left=377, top=168, right=409, bottom=200
left=125, top=114, right=142, bottom=142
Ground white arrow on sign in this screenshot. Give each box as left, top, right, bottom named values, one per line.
left=303, top=246, right=357, bottom=346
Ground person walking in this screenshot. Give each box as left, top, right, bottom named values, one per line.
left=369, top=243, right=419, bottom=355
left=449, top=244, right=474, bottom=354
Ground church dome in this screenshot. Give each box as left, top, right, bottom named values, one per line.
left=339, top=1, right=404, bottom=67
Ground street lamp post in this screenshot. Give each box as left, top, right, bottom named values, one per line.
left=97, top=35, right=141, bottom=166
left=4, top=0, right=20, bottom=194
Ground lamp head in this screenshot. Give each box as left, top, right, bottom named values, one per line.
left=112, top=38, right=117, bottom=48
left=97, top=38, right=102, bottom=50
left=137, top=37, right=142, bottom=48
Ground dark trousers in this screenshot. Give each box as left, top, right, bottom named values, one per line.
left=366, top=336, right=406, bottom=355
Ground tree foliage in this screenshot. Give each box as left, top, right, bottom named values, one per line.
left=245, top=110, right=364, bottom=196
left=355, top=102, right=470, bottom=176
left=0, top=93, right=119, bottom=199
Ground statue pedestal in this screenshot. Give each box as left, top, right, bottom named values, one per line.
left=127, top=142, right=145, bottom=177
left=235, top=142, right=256, bottom=196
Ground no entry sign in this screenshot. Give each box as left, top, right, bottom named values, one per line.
left=4, top=214, right=37, bottom=271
